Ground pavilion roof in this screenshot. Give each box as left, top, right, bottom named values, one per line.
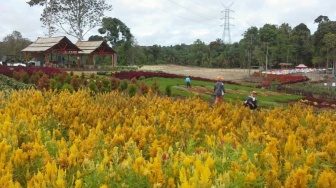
left=22, top=36, right=81, bottom=53
left=75, top=40, right=116, bottom=55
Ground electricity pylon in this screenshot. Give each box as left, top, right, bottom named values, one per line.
left=221, top=2, right=234, bottom=44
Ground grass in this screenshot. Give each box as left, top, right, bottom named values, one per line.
left=141, top=77, right=303, bottom=109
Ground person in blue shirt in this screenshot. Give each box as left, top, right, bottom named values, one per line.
left=185, top=76, right=191, bottom=88
left=244, top=91, right=258, bottom=109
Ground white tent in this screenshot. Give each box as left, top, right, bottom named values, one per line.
left=295, top=64, right=307, bottom=68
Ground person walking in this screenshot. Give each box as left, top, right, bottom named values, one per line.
left=244, top=91, right=258, bottom=110
left=185, top=76, right=191, bottom=88
left=214, top=76, right=225, bottom=105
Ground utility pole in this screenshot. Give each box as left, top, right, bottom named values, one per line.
left=221, top=2, right=234, bottom=44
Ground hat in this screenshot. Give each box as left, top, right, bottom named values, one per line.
left=251, top=91, right=257, bottom=94
left=217, top=76, right=223, bottom=81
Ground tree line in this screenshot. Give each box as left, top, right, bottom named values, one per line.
left=1, top=0, right=336, bottom=70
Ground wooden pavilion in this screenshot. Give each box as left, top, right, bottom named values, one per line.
left=22, top=36, right=81, bottom=67
left=279, top=63, right=292, bottom=69
left=75, top=41, right=117, bottom=68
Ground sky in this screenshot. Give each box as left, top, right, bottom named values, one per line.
left=0, top=0, right=335, bottom=46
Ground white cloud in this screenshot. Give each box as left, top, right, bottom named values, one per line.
left=0, top=0, right=335, bottom=46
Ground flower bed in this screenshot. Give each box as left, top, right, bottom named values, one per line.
left=0, top=90, right=335, bottom=187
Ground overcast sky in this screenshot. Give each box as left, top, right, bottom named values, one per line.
left=0, top=0, right=335, bottom=46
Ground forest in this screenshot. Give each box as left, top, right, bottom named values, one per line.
left=0, top=15, right=335, bottom=70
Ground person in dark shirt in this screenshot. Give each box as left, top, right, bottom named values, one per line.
left=244, top=91, right=258, bottom=110
left=214, top=76, right=225, bottom=105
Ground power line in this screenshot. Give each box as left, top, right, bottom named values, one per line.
left=187, top=0, right=222, bottom=14
left=166, top=0, right=219, bottom=21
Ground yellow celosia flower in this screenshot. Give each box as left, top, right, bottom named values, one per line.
left=317, top=169, right=336, bottom=188
left=240, top=148, right=248, bottom=161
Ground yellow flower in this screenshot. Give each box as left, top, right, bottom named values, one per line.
left=317, top=169, right=336, bottom=188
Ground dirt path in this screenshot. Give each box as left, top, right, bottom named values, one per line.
left=140, top=64, right=257, bottom=82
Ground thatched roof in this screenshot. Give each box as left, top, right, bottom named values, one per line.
left=22, top=36, right=81, bottom=52
left=75, top=41, right=116, bottom=55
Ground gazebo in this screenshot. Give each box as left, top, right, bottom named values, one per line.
left=22, top=36, right=81, bottom=67
left=279, top=63, right=292, bottom=69
left=75, top=41, right=117, bottom=68
left=296, top=64, right=308, bottom=68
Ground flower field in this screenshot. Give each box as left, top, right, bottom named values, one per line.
left=0, top=89, right=335, bottom=187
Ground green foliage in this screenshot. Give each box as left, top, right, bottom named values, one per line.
left=127, top=84, right=137, bottom=97
left=88, top=81, right=98, bottom=94
left=21, top=72, right=30, bottom=84
left=64, top=75, right=72, bottom=84
left=139, top=76, right=145, bottom=80
left=151, top=79, right=160, bottom=95
left=61, top=83, right=74, bottom=93
left=49, top=78, right=62, bottom=91
left=165, top=85, right=172, bottom=96
left=120, top=79, right=128, bottom=91
left=0, top=74, right=36, bottom=90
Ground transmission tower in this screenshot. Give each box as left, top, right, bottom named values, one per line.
left=221, top=2, right=234, bottom=44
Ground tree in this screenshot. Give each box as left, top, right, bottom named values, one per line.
left=321, top=33, right=336, bottom=73
left=98, top=17, right=133, bottom=48
left=27, top=0, right=112, bottom=40
left=0, top=31, right=31, bottom=60
left=291, top=23, right=313, bottom=66
left=314, top=15, right=330, bottom=24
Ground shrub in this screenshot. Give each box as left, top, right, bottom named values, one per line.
left=88, top=81, right=98, bottom=94
left=165, top=85, right=172, bottom=96
left=70, top=76, right=81, bottom=91
left=128, top=84, right=137, bottom=97
left=120, top=80, right=128, bottom=91
left=37, top=74, right=50, bottom=89
left=61, top=83, right=74, bottom=93
left=139, top=82, right=149, bottom=95
left=49, top=78, right=62, bottom=91
left=82, top=78, right=88, bottom=86
left=64, top=75, right=72, bottom=84
left=29, top=74, right=39, bottom=85
left=81, top=72, right=85, bottom=80
left=110, top=77, right=121, bottom=90
left=151, top=79, right=160, bottom=95
left=131, top=77, right=137, bottom=84
left=139, top=76, right=145, bottom=80
left=21, top=72, right=30, bottom=84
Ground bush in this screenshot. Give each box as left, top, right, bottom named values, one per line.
left=70, top=76, right=81, bottom=91
left=37, top=74, right=50, bottom=89
left=110, top=77, right=121, bottom=90
left=49, top=78, right=62, bottom=91
left=61, top=83, right=74, bottom=93
left=151, top=79, right=160, bottom=95
left=139, top=82, right=149, bottom=95
left=88, top=81, right=98, bottom=94
left=131, top=77, right=137, bottom=84
left=165, top=85, right=172, bottom=96
left=128, top=84, right=137, bottom=97
left=120, top=80, right=128, bottom=91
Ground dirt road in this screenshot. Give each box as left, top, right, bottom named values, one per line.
left=140, top=64, right=257, bottom=81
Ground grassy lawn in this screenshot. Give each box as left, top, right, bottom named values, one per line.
left=141, top=77, right=303, bottom=108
